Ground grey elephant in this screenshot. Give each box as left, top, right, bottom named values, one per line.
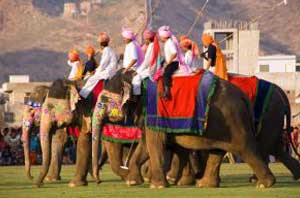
left=91, top=69, right=275, bottom=189
left=22, top=86, right=67, bottom=181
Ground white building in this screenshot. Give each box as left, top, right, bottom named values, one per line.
left=256, top=54, right=297, bottom=73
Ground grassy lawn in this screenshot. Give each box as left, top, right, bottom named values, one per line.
left=0, top=163, right=299, bottom=198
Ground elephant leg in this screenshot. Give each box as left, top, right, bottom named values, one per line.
left=191, top=150, right=207, bottom=180
left=68, top=132, right=91, bottom=187
left=196, top=149, right=224, bottom=188
left=46, top=129, right=66, bottom=181
left=239, top=146, right=275, bottom=188
left=104, top=141, right=129, bottom=180
left=166, top=152, right=179, bottom=185
left=276, top=146, right=300, bottom=180
left=142, top=160, right=151, bottom=182
left=146, top=130, right=168, bottom=188
left=127, top=141, right=149, bottom=186
left=177, top=159, right=195, bottom=186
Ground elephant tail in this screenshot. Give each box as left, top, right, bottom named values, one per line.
left=277, top=86, right=300, bottom=158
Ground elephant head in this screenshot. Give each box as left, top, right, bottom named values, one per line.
left=22, top=86, right=49, bottom=180
left=36, top=79, right=80, bottom=187
left=91, top=70, right=137, bottom=180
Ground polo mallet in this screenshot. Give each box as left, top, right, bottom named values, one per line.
left=120, top=141, right=135, bottom=170
left=186, top=0, right=210, bottom=36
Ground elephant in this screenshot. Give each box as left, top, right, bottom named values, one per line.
left=159, top=78, right=300, bottom=187
left=35, top=79, right=142, bottom=187
left=22, top=86, right=67, bottom=181
left=93, top=70, right=276, bottom=189
left=35, top=79, right=94, bottom=187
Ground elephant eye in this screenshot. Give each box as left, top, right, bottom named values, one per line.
left=101, top=95, right=108, bottom=103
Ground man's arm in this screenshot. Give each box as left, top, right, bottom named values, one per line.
left=123, top=59, right=137, bottom=73
left=204, top=58, right=212, bottom=70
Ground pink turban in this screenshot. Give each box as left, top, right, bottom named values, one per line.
left=121, top=27, right=136, bottom=40
left=143, top=29, right=155, bottom=39
left=158, top=26, right=172, bottom=38
left=97, top=32, right=110, bottom=43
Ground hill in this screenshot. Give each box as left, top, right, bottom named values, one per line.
left=0, top=0, right=299, bottom=84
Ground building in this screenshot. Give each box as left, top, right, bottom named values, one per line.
left=203, top=21, right=260, bottom=75
left=0, top=75, right=50, bottom=128
left=257, top=55, right=297, bottom=73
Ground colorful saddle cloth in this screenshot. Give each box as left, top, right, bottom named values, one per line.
left=144, top=70, right=218, bottom=135
left=228, top=75, right=275, bottom=132
left=101, top=119, right=142, bottom=143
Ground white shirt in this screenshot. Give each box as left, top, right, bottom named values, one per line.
left=164, top=38, right=178, bottom=63
left=136, top=42, right=154, bottom=75
left=123, top=41, right=139, bottom=70
left=96, top=46, right=118, bottom=79
left=184, top=50, right=197, bottom=72
left=67, top=60, right=81, bottom=80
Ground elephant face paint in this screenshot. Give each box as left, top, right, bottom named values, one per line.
left=106, top=98, right=124, bottom=122
left=22, top=106, right=41, bottom=142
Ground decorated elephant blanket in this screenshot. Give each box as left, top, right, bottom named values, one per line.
left=144, top=70, right=218, bottom=135
left=101, top=120, right=142, bottom=143
left=228, top=75, right=275, bottom=131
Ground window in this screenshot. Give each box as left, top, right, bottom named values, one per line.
left=296, top=65, right=300, bottom=72
left=260, top=64, right=269, bottom=72
left=4, top=112, right=14, bottom=123
left=214, top=32, right=233, bottom=50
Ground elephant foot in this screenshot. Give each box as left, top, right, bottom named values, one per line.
left=27, top=174, right=34, bottom=181
left=45, top=175, right=61, bottom=182
left=35, top=182, right=44, bottom=188
left=150, top=183, right=166, bottom=189
left=249, top=175, right=258, bottom=183
left=143, top=177, right=150, bottom=183
left=68, top=180, right=88, bottom=188
left=177, top=175, right=195, bottom=186
left=292, top=171, right=300, bottom=181
left=256, top=174, right=275, bottom=188
left=196, top=176, right=220, bottom=188
left=126, top=179, right=143, bottom=186
left=166, top=175, right=176, bottom=185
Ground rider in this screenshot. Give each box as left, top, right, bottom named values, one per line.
left=67, top=49, right=83, bottom=81
left=158, top=26, right=190, bottom=99
left=121, top=27, right=144, bottom=74
left=180, top=35, right=200, bottom=73
left=132, top=29, right=160, bottom=95
left=79, top=32, right=118, bottom=99
left=82, top=45, right=98, bottom=79
left=201, top=33, right=228, bottom=80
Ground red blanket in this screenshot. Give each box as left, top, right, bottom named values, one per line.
left=228, top=76, right=259, bottom=103
left=157, top=70, right=204, bottom=117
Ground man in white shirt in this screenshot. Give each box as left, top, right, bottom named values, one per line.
left=132, top=29, right=158, bottom=95
left=158, top=26, right=179, bottom=99
left=121, top=27, right=144, bottom=74
left=79, top=32, right=118, bottom=98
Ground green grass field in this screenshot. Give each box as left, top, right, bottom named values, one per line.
left=0, top=163, right=299, bottom=198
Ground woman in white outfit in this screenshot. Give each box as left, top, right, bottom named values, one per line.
left=80, top=32, right=118, bottom=98
left=179, top=35, right=200, bottom=73
left=132, top=29, right=159, bottom=95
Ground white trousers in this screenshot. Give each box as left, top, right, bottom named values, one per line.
left=79, top=71, right=109, bottom=98
left=132, top=69, right=149, bottom=95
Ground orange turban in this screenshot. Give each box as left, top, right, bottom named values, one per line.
left=201, top=34, right=214, bottom=46
left=179, top=35, right=199, bottom=56
left=68, top=49, right=80, bottom=62
left=97, top=32, right=110, bottom=43
left=85, top=45, right=95, bottom=55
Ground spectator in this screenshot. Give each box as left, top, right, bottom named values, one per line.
left=291, top=126, right=300, bottom=160
left=29, top=131, right=40, bottom=165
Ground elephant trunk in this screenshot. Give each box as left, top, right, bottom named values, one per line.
left=22, top=121, right=33, bottom=180
left=36, top=114, right=52, bottom=187
left=91, top=109, right=104, bottom=184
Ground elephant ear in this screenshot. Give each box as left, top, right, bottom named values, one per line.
left=69, top=85, right=80, bottom=112
left=121, top=81, right=132, bottom=107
